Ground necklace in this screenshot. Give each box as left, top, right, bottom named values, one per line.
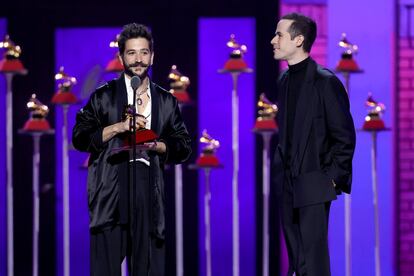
left=137, top=87, right=148, bottom=106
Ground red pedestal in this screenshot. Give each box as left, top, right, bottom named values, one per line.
left=106, top=58, right=124, bottom=73
left=123, top=129, right=158, bottom=146
left=363, top=119, right=385, bottom=130
left=0, top=59, right=26, bottom=73
left=253, top=119, right=278, bottom=131
left=51, top=91, right=78, bottom=105
left=336, top=58, right=360, bottom=72
left=223, top=58, right=248, bottom=71
left=172, top=90, right=191, bottom=104
left=23, top=119, right=52, bottom=132
left=196, top=154, right=220, bottom=167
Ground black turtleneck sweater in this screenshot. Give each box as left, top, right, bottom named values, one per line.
left=286, top=56, right=310, bottom=165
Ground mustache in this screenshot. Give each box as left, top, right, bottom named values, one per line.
left=126, top=61, right=150, bottom=68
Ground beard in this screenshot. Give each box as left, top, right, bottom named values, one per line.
left=123, top=60, right=151, bottom=79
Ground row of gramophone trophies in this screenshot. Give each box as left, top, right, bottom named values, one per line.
left=0, top=31, right=387, bottom=276
left=188, top=34, right=279, bottom=276
left=336, top=34, right=388, bottom=276
left=0, top=34, right=81, bottom=276
left=191, top=95, right=278, bottom=276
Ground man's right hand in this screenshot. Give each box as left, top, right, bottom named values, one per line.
left=102, top=115, right=148, bottom=143
left=120, top=115, right=148, bottom=132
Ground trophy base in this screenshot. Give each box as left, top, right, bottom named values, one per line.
left=363, top=119, right=385, bottom=130
left=124, top=129, right=158, bottom=146
left=196, top=154, right=220, bottom=167
left=336, top=59, right=360, bottom=72
left=0, top=59, right=26, bottom=73
left=171, top=90, right=191, bottom=104
left=51, top=91, right=78, bottom=105
left=253, top=119, right=278, bottom=131
left=105, top=58, right=124, bottom=73
left=23, top=119, right=52, bottom=131
left=223, top=58, right=248, bottom=71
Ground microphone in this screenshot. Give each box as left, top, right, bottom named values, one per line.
left=131, top=75, right=141, bottom=91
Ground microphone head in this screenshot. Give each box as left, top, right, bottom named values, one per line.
left=131, top=76, right=141, bottom=91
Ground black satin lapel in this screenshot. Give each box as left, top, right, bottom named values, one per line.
left=150, top=81, right=161, bottom=135
left=116, top=74, right=128, bottom=121
left=290, top=59, right=317, bottom=169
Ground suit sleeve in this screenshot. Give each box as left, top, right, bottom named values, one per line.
left=159, top=98, right=192, bottom=164
left=323, top=76, right=356, bottom=193
left=72, top=93, right=106, bottom=153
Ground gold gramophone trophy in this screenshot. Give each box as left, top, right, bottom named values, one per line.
left=51, top=66, right=78, bottom=104
left=105, top=34, right=124, bottom=73
left=335, top=33, right=361, bottom=72
left=222, top=34, right=249, bottom=71
left=334, top=33, right=363, bottom=276
left=168, top=65, right=191, bottom=104
left=218, top=33, right=252, bottom=276
left=121, top=104, right=158, bottom=147
left=363, top=93, right=386, bottom=130
left=18, top=94, right=54, bottom=276
left=22, top=94, right=52, bottom=131
left=51, top=67, right=78, bottom=276
left=196, top=129, right=221, bottom=167
left=253, top=93, right=278, bottom=131
left=189, top=129, right=222, bottom=276
left=168, top=63, right=191, bottom=276
left=360, top=94, right=389, bottom=276
left=1, top=35, right=28, bottom=276
left=252, top=93, right=277, bottom=276
left=0, top=35, right=26, bottom=73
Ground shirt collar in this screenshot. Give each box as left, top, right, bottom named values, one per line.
left=124, top=74, right=151, bottom=99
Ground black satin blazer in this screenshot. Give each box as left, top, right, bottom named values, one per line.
left=273, top=58, right=356, bottom=208
left=72, top=74, right=191, bottom=237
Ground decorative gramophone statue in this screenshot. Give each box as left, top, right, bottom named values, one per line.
left=122, top=104, right=158, bottom=146
left=105, top=34, right=124, bottom=73
left=223, top=34, right=248, bottom=71
left=254, top=93, right=278, bottom=130
left=335, top=33, right=360, bottom=72
left=363, top=93, right=386, bottom=130
left=23, top=94, right=51, bottom=131
left=51, top=66, right=78, bottom=104
left=0, top=34, right=26, bottom=72
left=169, top=65, right=191, bottom=103
left=196, top=130, right=220, bottom=167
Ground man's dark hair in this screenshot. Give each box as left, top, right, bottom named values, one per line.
left=281, top=13, right=317, bottom=53
left=118, top=23, right=154, bottom=54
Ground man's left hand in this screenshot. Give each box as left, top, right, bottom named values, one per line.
left=137, top=141, right=166, bottom=154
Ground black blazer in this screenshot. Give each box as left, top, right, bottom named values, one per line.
left=72, top=74, right=192, bottom=237
left=273, top=58, right=356, bottom=208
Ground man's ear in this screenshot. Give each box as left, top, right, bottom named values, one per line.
left=150, top=52, right=154, bottom=66
left=295, top=35, right=305, bottom=48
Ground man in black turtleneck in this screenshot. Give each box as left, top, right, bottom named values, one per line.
left=271, top=13, right=356, bottom=276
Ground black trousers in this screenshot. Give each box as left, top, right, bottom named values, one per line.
left=280, top=175, right=331, bottom=276
left=90, top=162, right=165, bottom=276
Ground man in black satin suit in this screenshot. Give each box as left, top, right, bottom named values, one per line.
left=72, top=23, right=191, bottom=276
left=271, top=13, right=356, bottom=275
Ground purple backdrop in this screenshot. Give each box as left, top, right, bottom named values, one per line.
left=55, top=27, right=121, bottom=276
left=198, top=18, right=256, bottom=276
left=0, top=17, right=8, bottom=276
